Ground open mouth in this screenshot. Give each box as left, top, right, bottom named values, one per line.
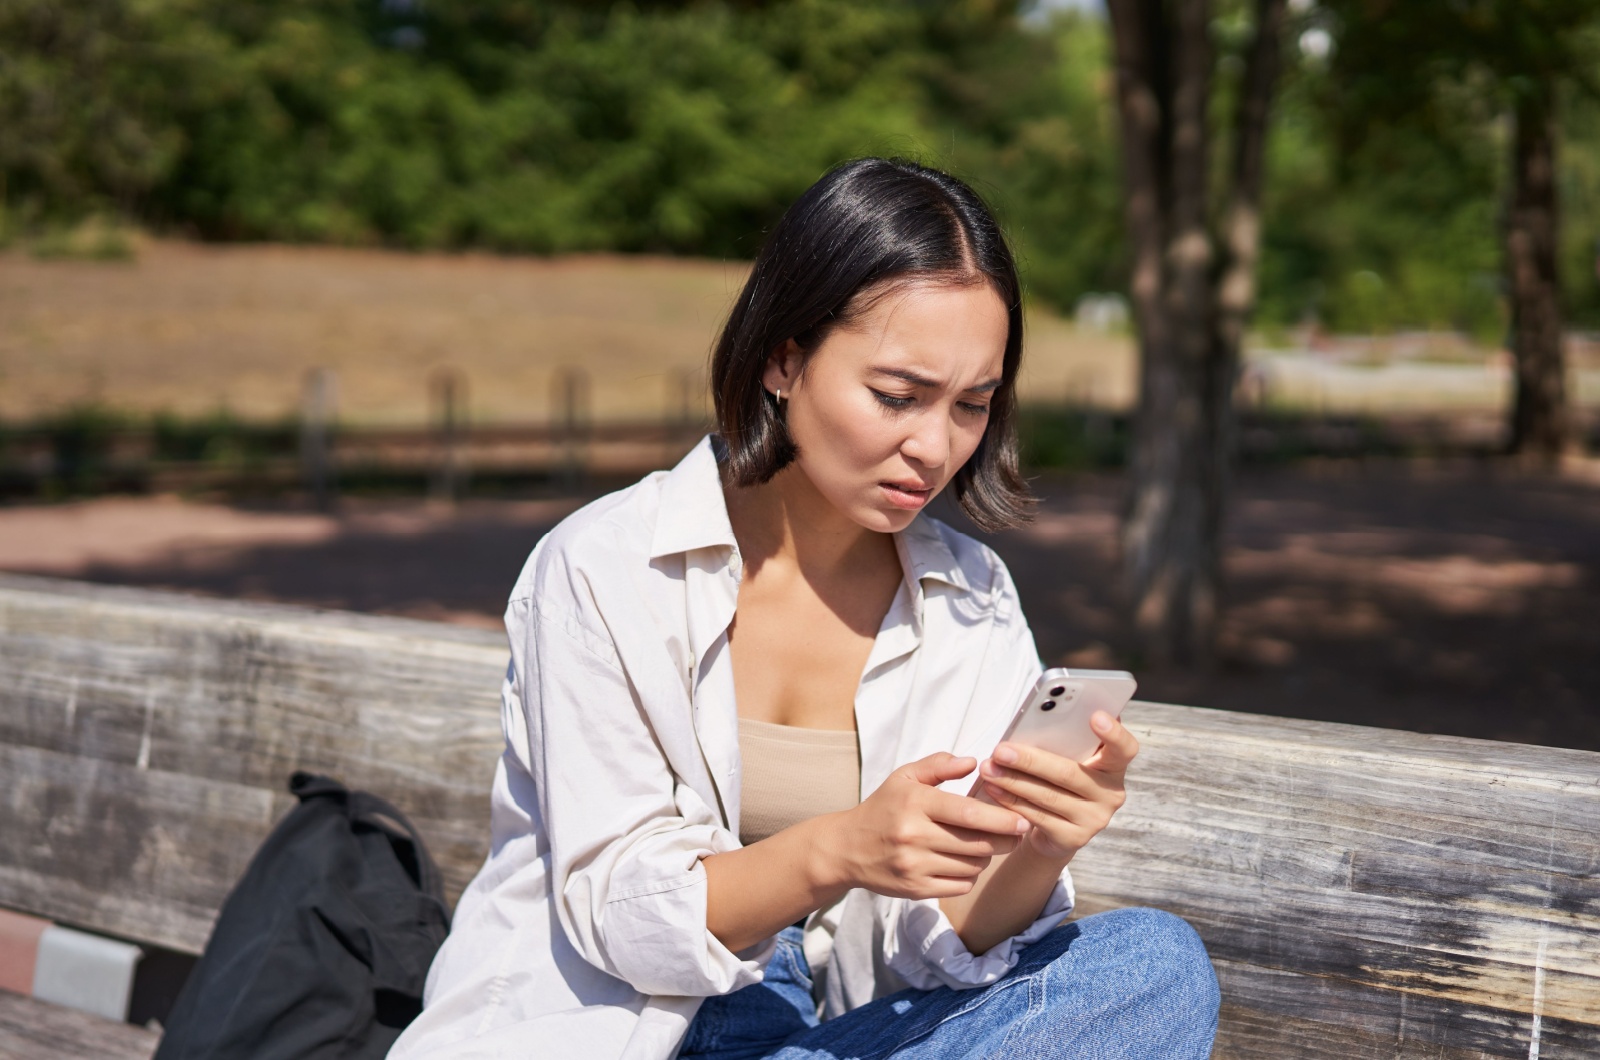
left=880, top=481, right=934, bottom=509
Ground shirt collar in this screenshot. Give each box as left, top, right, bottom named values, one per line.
left=650, top=436, right=738, bottom=559
left=896, top=508, right=972, bottom=594
left=651, top=434, right=974, bottom=597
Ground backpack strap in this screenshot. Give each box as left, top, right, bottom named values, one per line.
left=286, top=772, right=446, bottom=904
left=348, top=789, right=447, bottom=904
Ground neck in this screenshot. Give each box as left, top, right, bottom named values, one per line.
left=724, top=464, right=894, bottom=581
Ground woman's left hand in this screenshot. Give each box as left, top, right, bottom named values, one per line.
left=977, top=711, right=1139, bottom=861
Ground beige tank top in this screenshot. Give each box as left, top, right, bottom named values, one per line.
left=737, top=718, right=862, bottom=846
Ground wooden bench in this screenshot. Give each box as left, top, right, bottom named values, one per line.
left=1, top=572, right=1596, bottom=1057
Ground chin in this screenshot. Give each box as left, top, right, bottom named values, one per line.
left=851, top=503, right=920, bottom=534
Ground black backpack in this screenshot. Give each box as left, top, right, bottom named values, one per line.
left=155, top=772, right=452, bottom=1060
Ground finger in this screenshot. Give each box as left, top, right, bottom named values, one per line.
left=988, top=742, right=1089, bottom=792
left=926, top=822, right=1021, bottom=859
left=982, top=767, right=1085, bottom=818
left=902, top=752, right=979, bottom=788
left=979, top=765, right=1120, bottom=819
left=921, top=851, right=992, bottom=878
left=986, top=786, right=1089, bottom=854
left=1083, top=712, right=1140, bottom=773
left=924, top=789, right=1030, bottom=836
left=921, top=876, right=982, bottom=899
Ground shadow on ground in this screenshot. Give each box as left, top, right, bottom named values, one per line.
left=21, top=498, right=582, bottom=630
left=976, top=462, right=1600, bottom=752
left=4, top=460, right=1596, bottom=751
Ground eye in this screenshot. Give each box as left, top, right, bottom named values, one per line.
left=872, top=390, right=915, bottom=410
left=957, top=401, right=991, bottom=416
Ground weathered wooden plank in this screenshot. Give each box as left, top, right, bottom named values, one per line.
left=0, top=572, right=502, bottom=647
left=1212, top=959, right=1503, bottom=1060
left=0, top=990, right=158, bottom=1060
left=1070, top=701, right=1600, bottom=1058
left=0, top=573, right=506, bottom=915
left=1, top=574, right=1597, bottom=1058
left=1208, top=958, right=1599, bottom=1059
left=3, top=741, right=287, bottom=954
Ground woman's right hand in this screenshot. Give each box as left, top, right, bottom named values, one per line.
left=823, top=752, right=1032, bottom=900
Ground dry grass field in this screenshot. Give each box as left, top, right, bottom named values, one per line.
left=9, top=239, right=1599, bottom=435
left=2, top=239, right=1135, bottom=427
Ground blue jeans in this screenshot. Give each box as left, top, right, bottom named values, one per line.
left=679, top=907, right=1219, bottom=1060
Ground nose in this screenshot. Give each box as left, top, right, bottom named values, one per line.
left=900, top=408, right=951, bottom=471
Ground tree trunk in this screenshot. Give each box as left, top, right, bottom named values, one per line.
left=1506, top=75, right=1568, bottom=461
left=1113, top=0, right=1286, bottom=669
left=1109, top=0, right=1284, bottom=669
left=1203, top=0, right=1286, bottom=637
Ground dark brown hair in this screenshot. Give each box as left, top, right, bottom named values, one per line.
left=710, top=157, right=1032, bottom=532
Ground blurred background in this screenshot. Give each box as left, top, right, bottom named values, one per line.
left=1, top=0, right=1596, bottom=750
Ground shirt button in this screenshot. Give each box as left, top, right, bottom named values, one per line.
left=729, top=553, right=743, bottom=575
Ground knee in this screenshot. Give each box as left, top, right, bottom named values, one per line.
left=1084, top=907, right=1219, bottom=1014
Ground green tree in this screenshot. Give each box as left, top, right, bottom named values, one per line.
left=0, top=0, right=181, bottom=225
left=938, top=10, right=1126, bottom=308
left=1325, top=0, right=1600, bottom=460
left=1255, top=49, right=1506, bottom=339
left=0, top=0, right=1129, bottom=311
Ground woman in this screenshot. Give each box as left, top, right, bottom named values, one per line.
left=390, top=159, right=1219, bottom=1060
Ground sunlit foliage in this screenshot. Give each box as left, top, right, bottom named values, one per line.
left=2, top=0, right=1597, bottom=330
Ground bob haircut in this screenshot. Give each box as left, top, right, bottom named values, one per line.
left=711, top=157, right=1033, bottom=532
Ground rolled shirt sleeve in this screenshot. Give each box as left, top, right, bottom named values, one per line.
left=879, top=876, right=1075, bottom=991
left=509, top=590, right=772, bottom=998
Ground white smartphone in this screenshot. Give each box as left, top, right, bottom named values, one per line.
left=969, top=668, right=1137, bottom=799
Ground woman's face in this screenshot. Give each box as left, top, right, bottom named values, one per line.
left=764, top=280, right=1010, bottom=534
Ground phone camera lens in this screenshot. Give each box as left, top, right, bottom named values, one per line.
left=1049, top=686, right=1065, bottom=696
left=1040, top=700, right=1057, bottom=711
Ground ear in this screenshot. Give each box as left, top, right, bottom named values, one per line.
left=761, top=339, right=804, bottom=398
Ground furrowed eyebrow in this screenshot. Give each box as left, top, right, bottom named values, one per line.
left=871, top=367, right=1002, bottom=394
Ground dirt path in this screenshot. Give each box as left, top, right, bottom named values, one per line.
left=3, top=461, right=1595, bottom=751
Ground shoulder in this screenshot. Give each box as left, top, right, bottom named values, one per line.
left=506, top=470, right=668, bottom=613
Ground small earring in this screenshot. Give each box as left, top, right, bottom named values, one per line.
left=774, top=388, right=784, bottom=403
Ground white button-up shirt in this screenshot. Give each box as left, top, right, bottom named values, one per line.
left=391, top=437, right=1073, bottom=1060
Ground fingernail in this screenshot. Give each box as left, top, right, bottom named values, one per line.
left=981, top=759, right=1000, bottom=777
left=993, top=745, right=1018, bottom=765
left=1091, top=712, right=1112, bottom=733
left=1014, top=817, right=1030, bottom=834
